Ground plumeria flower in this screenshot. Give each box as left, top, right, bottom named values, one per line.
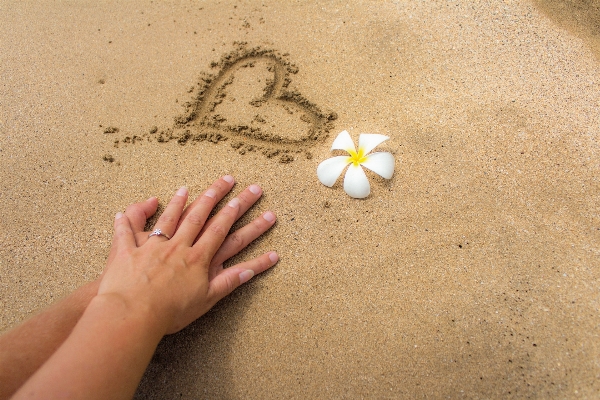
left=317, top=130, right=395, bottom=198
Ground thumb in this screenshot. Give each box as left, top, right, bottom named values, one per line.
left=111, top=212, right=136, bottom=253
left=101, top=213, right=136, bottom=281
left=106, top=199, right=156, bottom=265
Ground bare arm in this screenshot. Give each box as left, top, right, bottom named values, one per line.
left=12, top=294, right=164, bottom=399
left=0, top=280, right=99, bottom=399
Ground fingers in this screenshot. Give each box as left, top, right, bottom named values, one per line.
left=175, top=176, right=235, bottom=245
left=200, top=184, right=263, bottom=237
left=209, top=211, right=277, bottom=269
left=207, top=251, right=279, bottom=302
left=190, top=197, right=241, bottom=265
left=124, top=197, right=159, bottom=245
left=124, top=197, right=159, bottom=234
left=105, top=198, right=158, bottom=265
left=149, top=187, right=188, bottom=240
left=111, top=212, right=136, bottom=252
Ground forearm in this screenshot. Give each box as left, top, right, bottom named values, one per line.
left=13, top=293, right=165, bottom=400
left=0, top=280, right=100, bottom=400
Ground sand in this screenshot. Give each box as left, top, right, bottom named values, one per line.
left=1, top=0, right=599, bottom=398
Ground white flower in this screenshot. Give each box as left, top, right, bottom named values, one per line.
left=317, top=130, right=395, bottom=198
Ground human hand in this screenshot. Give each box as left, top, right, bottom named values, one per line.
left=98, top=176, right=278, bottom=335
left=105, top=176, right=273, bottom=280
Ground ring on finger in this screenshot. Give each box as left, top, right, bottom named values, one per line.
left=148, top=228, right=171, bottom=240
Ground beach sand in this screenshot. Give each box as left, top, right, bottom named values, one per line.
left=1, top=0, right=599, bottom=398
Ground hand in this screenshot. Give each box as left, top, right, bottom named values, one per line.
left=98, top=176, right=278, bottom=335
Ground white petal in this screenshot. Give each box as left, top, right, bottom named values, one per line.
left=343, top=164, right=371, bottom=198
left=358, top=134, right=389, bottom=155
left=361, top=152, right=395, bottom=179
left=317, top=156, right=351, bottom=187
left=330, top=130, right=356, bottom=153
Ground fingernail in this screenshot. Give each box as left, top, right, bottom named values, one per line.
left=239, top=270, right=254, bottom=284
left=146, top=196, right=157, bottom=202
left=228, top=198, right=240, bottom=208
left=204, top=188, right=217, bottom=198
left=176, top=187, right=188, bottom=197
left=269, top=252, right=279, bottom=263
left=249, top=184, right=261, bottom=195
left=115, top=212, right=124, bottom=220
left=263, top=211, right=276, bottom=223
left=223, top=175, right=234, bottom=184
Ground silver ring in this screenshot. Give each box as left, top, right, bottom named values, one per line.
left=148, top=228, right=171, bottom=240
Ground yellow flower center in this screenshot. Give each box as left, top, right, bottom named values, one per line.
left=347, top=148, right=367, bottom=167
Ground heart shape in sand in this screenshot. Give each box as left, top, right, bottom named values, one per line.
left=107, top=45, right=337, bottom=163
left=171, top=44, right=337, bottom=162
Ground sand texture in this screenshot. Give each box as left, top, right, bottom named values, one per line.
left=1, top=1, right=599, bottom=398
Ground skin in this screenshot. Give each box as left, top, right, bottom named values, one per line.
left=0, top=176, right=278, bottom=399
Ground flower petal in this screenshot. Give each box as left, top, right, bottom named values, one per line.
left=361, top=152, right=395, bottom=179
left=343, top=164, right=371, bottom=198
left=358, top=134, right=390, bottom=155
left=331, top=130, right=356, bottom=153
left=317, top=156, right=351, bottom=187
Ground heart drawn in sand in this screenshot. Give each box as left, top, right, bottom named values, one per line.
left=109, top=44, right=337, bottom=164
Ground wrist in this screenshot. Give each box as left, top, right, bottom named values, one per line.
left=87, top=293, right=167, bottom=341
left=73, top=279, right=101, bottom=302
